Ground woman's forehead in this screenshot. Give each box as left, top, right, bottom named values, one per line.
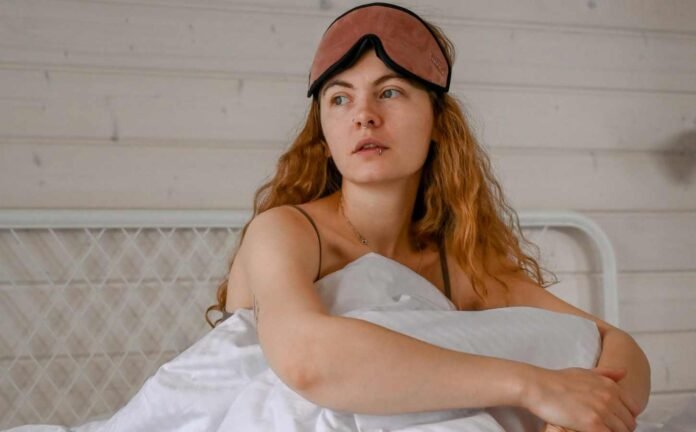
left=322, top=70, right=405, bottom=90
left=319, top=50, right=400, bottom=86
left=333, top=50, right=393, bottom=77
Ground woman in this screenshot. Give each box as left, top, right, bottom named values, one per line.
left=206, top=3, right=650, bottom=431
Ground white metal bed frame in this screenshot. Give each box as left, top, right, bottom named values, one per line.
left=0, top=209, right=618, bottom=428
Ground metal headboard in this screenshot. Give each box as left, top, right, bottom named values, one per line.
left=518, top=210, right=618, bottom=326
left=0, top=209, right=618, bottom=428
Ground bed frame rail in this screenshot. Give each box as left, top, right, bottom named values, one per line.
left=0, top=209, right=618, bottom=428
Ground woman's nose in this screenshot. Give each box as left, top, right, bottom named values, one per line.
left=352, top=97, right=382, bottom=129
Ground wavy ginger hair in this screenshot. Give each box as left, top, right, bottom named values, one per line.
left=206, top=19, right=557, bottom=327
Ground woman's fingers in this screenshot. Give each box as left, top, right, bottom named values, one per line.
left=589, top=383, right=636, bottom=432
left=592, top=375, right=637, bottom=431
left=606, top=409, right=635, bottom=432
left=593, top=366, right=626, bottom=382
left=593, top=367, right=641, bottom=417
left=618, top=387, right=642, bottom=417
left=610, top=396, right=638, bottom=431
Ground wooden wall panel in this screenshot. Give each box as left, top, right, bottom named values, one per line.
left=1, top=0, right=694, bottom=425
left=1, top=1, right=695, bottom=91
left=1, top=68, right=695, bottom=152
left=5, top=142, right=695, bottom=211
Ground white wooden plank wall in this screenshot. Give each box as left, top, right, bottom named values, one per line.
left=1, top=0, right=695, bottom=424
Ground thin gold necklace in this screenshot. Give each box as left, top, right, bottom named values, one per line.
left=338, top=192, right=424, bottom=273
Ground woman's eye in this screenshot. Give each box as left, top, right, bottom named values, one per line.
left=382, top=88, right=401, bottom=98
left=331, top=95, right=348, bottom=105
left=330, top=89, right=399, bottom=105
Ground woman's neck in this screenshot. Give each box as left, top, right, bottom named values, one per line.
left=335, top=179, right=421, bottom=259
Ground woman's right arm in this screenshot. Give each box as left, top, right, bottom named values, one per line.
left=240, top=207, right=634, bottom=431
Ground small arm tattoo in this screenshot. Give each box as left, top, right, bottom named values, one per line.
left=253, top=294, right=260, bottom=326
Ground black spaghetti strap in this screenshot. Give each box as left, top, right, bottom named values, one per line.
left=289, top=205, right=322, bottom=282
left=438, top=240, right=452, bottom=302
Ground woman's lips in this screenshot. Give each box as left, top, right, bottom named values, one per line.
left=353, top=138, right=388, bottom=153
left=355, top=146, right=388, bottom=154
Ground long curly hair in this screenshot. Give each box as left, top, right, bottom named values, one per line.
left=205, top=19, right=558, bottom=327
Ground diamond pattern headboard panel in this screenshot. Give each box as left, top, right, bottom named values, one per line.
left=0, top=209, right=617, bottom=428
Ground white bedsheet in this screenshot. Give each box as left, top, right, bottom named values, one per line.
left=5, top=252, right=604, bottom=432
left=6, top=306, right=601, bottom=432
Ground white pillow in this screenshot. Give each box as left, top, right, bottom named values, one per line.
left=343, top=306, right=601, bottom=431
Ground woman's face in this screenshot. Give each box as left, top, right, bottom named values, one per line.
left=318, top=49, right=434, bottom=186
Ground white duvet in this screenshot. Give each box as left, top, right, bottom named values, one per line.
left=6, top=252, right=602, bottom=432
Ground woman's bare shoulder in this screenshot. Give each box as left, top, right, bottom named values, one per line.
left=242, top=205, right=320, bottom=253
left=225, top=204, right=320, bottom=312
left=234, top=205, right=326, bottom=307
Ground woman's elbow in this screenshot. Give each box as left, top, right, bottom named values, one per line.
left=258, top=309, right=337, bottom=399
left=271, top=333, right=326, bottom=394
left=282, top=360, right=320, bottom=392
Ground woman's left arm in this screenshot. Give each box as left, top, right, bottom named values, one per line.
left=498, top=270, right=651, bottom=413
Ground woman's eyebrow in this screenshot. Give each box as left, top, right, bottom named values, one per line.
left=321, top=73, right=405, bottom=97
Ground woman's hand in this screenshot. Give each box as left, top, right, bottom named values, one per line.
left=522, top=366, right=640, bottom=432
